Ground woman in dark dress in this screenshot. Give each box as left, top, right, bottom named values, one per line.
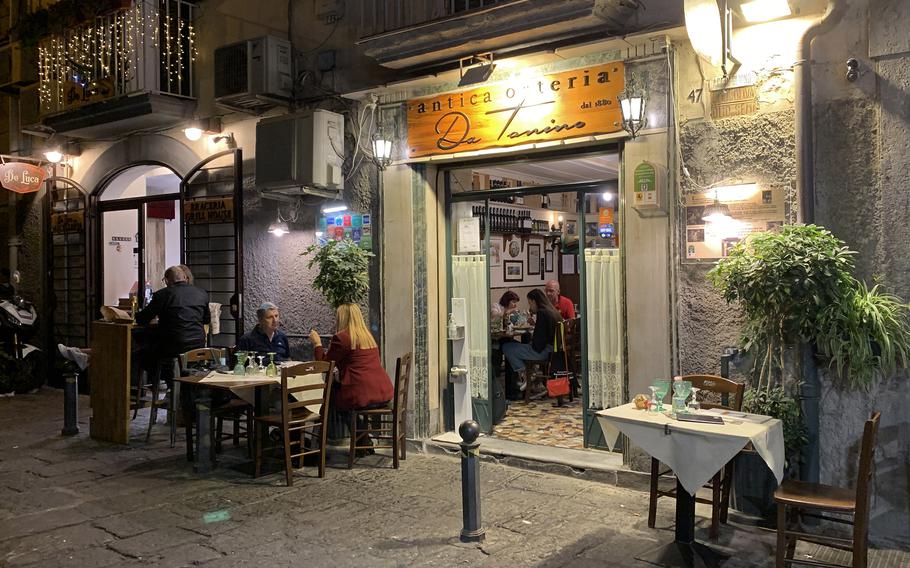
left=501, top=289, right=559, bottom=399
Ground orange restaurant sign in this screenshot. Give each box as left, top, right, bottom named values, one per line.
left=407, top=61, right=625, bottom=158
left=0, top=163, right=46, bottom=194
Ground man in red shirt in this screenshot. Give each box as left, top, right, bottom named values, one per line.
left=545, top=280, right=576, bottom=320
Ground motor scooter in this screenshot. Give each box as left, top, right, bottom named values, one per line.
left=0, top=293, right=45, bottom=392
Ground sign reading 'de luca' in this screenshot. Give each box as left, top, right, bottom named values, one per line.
left=407, top=62, right=625, bottom=158
left=0, top=163, right=46, bottom=194
left=184, top=197, right=234, bottom=224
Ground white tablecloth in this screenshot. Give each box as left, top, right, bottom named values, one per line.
left=596, top=403, right=785, bottom=495
left=199, top=367, right=324, bottom=413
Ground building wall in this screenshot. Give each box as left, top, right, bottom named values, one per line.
left=673, top=5, right=910, bottom=547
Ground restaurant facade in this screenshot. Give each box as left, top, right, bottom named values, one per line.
left=0, top=0, right=907, bottom=547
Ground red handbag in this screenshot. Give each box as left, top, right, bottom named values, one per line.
left=546, top=322, right=572, bottom=398
left=547, top=371, right=572, bottom=397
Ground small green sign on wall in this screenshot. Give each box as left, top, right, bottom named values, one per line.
left=633, top=161, right=657, bottom=207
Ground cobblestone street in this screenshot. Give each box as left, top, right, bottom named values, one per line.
left=1, top=390, right=907, bottom=567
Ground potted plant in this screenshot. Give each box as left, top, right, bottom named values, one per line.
left=708, top=224, right=910, bottom=518
left=302, top=238, right=374, bottom=309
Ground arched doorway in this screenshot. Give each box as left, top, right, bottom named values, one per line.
left=95, top=164, right=182, bottom=310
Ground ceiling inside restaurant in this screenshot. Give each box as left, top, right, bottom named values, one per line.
left=474, top=153, right=619, bottom=185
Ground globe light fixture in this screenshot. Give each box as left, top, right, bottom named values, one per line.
left=44, top=147, right=64, bottom=163
left=184, top=127, right=203, bottom=141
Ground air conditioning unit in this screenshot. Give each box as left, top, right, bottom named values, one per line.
left=256, top=110, right=345, bottom=194
left=214, top=36, right=292, bottom=114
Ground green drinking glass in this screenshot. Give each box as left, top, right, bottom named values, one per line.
left=652, top=379, right=670, bottom=412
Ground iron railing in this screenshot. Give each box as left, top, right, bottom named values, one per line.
left=37, top=0, right=195, bottom=116
left=359, top=0, right=515, bottom=37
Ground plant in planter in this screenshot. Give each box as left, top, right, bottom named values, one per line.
left=302, top=238, right=374, bottom=309
left=709, top=224, right=910, bottom=516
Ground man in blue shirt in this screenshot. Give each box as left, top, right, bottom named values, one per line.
left=237, top=302, right=290, bottom=361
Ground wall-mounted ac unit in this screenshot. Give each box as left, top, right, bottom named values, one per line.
left=214, top=35, right=292, bottom=114
left=256, top=110, right=345, bottom=194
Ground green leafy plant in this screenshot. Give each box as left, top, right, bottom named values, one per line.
left=302, top=239, right=374, bottom=309
left=817, top=282, right=910, bottom=390
left=743, top=386, right=808, bottom=468
left=709, top=225, right=856, bottom=390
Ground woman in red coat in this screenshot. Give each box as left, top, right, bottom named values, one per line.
left=308, top=303, right=393, bottom=411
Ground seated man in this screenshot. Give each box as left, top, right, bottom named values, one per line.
left=236, top=302, right=290, bottom=361
left=545, top=279, right=576, bottom=321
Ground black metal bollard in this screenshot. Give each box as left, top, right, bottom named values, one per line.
left=459, top=420, right=485, bottom=543
left=61, top=370, right=79, bottom=436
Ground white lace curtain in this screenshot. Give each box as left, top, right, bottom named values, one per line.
left=585, top=249, right=623, bottom=409
left=452, top=255, right=489, bottom=399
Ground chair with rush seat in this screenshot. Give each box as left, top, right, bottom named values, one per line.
left=348, top=353, right=412, bottom=469
left=774, top=411, right=880, bottom=568
left=254, top=361, right=335, bottom=486
left=648, top=374, right=746, bottom=541
left=521, top=321, right=570, bottom=403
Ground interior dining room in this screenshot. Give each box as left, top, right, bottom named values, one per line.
left=445, top=150, right=625, bottom=451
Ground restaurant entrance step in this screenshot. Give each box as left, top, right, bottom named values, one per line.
left=425, top=432, right=643, bottom=488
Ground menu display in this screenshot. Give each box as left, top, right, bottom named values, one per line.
left=317, top=212, right=372, bottom=249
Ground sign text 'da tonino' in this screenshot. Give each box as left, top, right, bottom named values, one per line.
left=407, top=62, right=625, bottom=158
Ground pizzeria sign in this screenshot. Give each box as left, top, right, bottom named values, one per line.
left=407, top=61, right=625, bottom=158
left=0, top=163, right=46, bottom=194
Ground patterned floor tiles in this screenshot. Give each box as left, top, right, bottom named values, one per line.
left=493, top=396, right=585, bottom=449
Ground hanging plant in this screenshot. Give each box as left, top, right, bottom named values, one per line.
left=302, top=238, right=374, bottom=310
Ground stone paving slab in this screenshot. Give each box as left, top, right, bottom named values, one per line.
left=1, top=389, right=908, bottom=568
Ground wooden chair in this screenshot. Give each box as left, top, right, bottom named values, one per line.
left=254, top=361, right=335, bottom=486
left=564, top=318, right=581, bottom=399
left=179, top=348, right=253, bottom=455
left=648, top=374, right=746, bottom=541
left=775, top=412, right=880, bottom=568
left=522, top=322, right=569, bottom=403
left=348, top=353, right=412, bottom=469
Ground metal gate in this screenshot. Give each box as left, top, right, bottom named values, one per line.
left=180, top=149, right=244, bottom=348
left=45, top=176, right=91, bottom=351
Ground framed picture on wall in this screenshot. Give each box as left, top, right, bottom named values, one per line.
left=545, top=249, right=554, bottom=272
left=489, top=236, right=503, bottom=267
left=527, top=243, right=541, bottom=275
left=503, top=260, right=523, bottom=282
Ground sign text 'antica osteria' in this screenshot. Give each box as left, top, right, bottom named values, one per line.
left=406, top=62, right=625, bottom=158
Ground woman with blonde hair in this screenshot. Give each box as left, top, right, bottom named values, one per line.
left=307, top=303, right=393, bottom=411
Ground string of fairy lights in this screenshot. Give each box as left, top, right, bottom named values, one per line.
left=37, top=0, right=197, bottom=115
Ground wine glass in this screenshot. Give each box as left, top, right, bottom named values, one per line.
left=266, top=352, right=277, bottom=377
left=688, top=387, right=701, bottom=413
left=256, top=355, right=266, bottom=373
left=653, top=379, right=670, bottom=412
left=648, top=385, right=660, bottom=413
left=673, top=380, right=692, bottom=414
left=246, top=353, right=257, bottom=375
left=233, top=352, right=247, bottom=376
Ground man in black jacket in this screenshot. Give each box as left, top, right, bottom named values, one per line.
left=136, top=266, right=210, bottom=362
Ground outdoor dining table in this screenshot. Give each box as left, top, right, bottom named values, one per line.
left=596, top=403, right=784, bottom=568
left=175, top=370, right=278, bottom=474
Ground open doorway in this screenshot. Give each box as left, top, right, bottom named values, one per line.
left=97, top=166, right=182, bottom=310
left=446, top=150, right=624, bottom=450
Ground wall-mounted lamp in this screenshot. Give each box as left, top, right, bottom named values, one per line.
left=739, top=0, right=791, bottom=23
left=618, top=88, right=646, bottom=138
left=703, top=191, right=732, bottom=223
left=44, top=146, right=63, bottom=163
left=601, top=192, right=615, bottom=202
left=322, top=201, right=348, bottom=214
left=184, top=117, right=222, bottom=141
left=458, top=53, right=496, bottom=87
left=268, top=207, right=289, bottom=237
left=371, top=133, right=392, bottom=170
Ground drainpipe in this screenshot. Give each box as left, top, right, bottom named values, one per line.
left=794, top=0, right=845, bottom=485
